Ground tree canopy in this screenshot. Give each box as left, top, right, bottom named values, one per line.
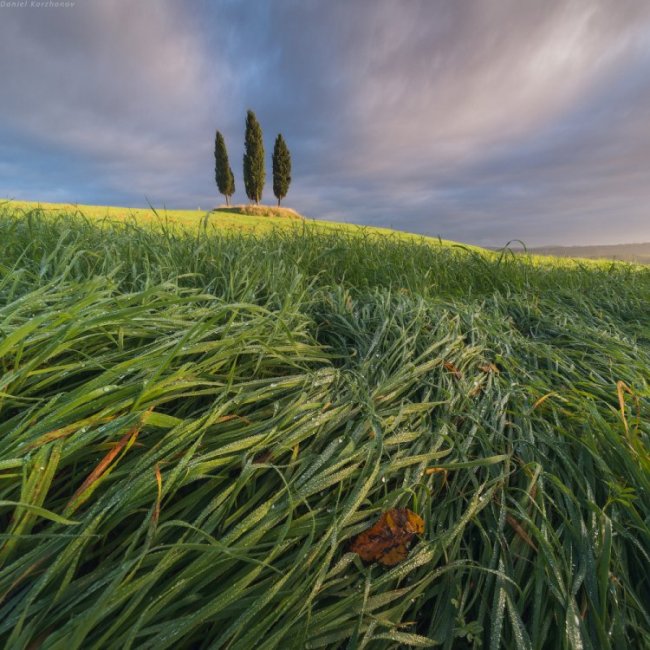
left=272, top=133, right=291, bottom=206
left=243, top=110, right=265, bottom=204
left=214, top=131, right=235, bottom=206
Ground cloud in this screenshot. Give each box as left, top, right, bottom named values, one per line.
left=1, top=0, right=650, bottom=245
left=336, top=1, right=645, bottom=171
left=0, top=0, right=238, bottom=205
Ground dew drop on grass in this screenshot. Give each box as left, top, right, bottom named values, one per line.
left=381, top=477, right=386, bottom=483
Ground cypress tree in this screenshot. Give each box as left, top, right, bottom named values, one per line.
left=214, top=131, right=235, bottom=206
left=272, top=133, right=291, bottom=207
left=243, top=110, right=265, bottom=204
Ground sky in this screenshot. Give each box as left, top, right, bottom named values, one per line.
left=1, top=0, right=650, bottom=246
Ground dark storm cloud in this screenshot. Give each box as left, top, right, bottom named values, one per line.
left=1, top=0, right=650, bottom=245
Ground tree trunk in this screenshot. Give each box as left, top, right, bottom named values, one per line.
left=225, top=195, right=230, bottom=207
left=277, top=198, right=281, bottom=207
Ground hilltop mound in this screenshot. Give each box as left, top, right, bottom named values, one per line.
left=213, top=204, right=304, bottom=219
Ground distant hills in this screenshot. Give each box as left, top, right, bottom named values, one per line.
left=506, top=242, right=650, bottom=264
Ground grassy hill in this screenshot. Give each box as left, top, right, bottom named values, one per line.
left=4, top=199, right=469, bottom=247
left=0, top=202, right=648, bottom=649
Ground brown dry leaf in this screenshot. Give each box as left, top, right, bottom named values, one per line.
left=376, top=542, right=409, bottom=566
left=479, top=363, right=500, bottom=374
left=349, top=508, right=424, bottom=566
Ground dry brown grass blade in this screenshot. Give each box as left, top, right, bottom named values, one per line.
left=532, top=392, right=557, bottom=411
left=506, top=514, right=538, bottom=552
left=152, top=463, right=162, bottom=528
left=425, top=467, right=449, bottom=491
left=616, top=380, right=640, bottom=436
left=0, top=557, right=47, bottom=606
left=617, top=381, right=630, bottom=434
left=64, top=424, right=141, bottom=515
left=443, top=361, right=463, bottom=379
left=27, top=415, right=116, bottom=449
left=468, top=377, right=486, bottom=397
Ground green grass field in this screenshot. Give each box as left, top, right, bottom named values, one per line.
left=4, top=200, right=469, bottom=247
left=0, top=202, right=649, bottom=649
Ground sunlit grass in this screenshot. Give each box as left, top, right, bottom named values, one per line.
left=3, top=199, right=469, bottom=247
left=6, top=200, right=632, bottom=271
left=0, top=204, right=648, bottom=648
